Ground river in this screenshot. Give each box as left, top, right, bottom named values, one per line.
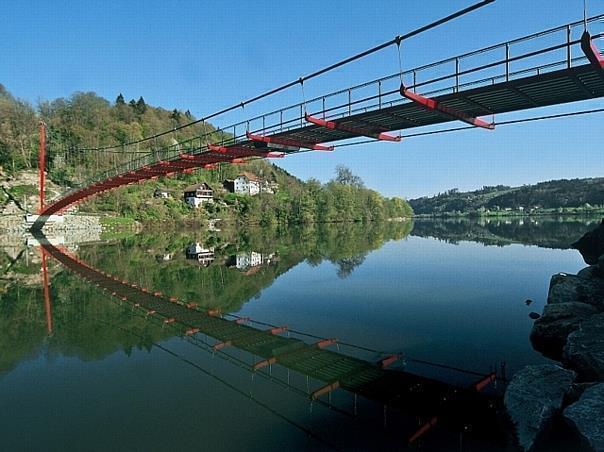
left=0, top=217, right=599, bottom=451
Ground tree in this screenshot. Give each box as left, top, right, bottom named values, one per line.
left=171, top=109, right=181, bottom=126
left=135, top=96, right=147, bottom=115
left=115, top=94, right=125, bottom=105
left=333, top=165, right=364, bottom=188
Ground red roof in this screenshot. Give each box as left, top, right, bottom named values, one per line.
left=237, top=172, right=259, bottom=182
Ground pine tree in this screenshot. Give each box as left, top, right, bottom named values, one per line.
left=136, top=96, right=147, bottom=114
left=115, top=93, right=125, bottom=105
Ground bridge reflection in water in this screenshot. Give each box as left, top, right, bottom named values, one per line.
left=31, top=228, right=507, bottom=448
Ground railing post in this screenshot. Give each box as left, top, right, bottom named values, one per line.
left=300, top=105, right=303, bottom=127
left=413, top=70, right=417, bottom=92
left=348, top=89, right=352, bottom=115
left=455, top=58, right=460, bottom=93
left=322, top=97, right=326, bottom=119
left=280, top=110, right=283, bottom=132
left=378, top=81, right=382, bottom=109
left=566, top=25, right=572, bottom=69
left=505, top=43, right=510, bottom=82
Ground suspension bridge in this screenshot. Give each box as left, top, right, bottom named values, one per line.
left=24, top=5, right=604, bottom=445
left=30, top=8, right=604, bottom=226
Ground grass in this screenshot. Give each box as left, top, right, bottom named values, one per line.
left=100, top=216, right=137, bottom=229
left=8, top=184, right=38, bottom=199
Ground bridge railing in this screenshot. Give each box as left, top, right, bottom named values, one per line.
left=240, top=13, right=604, bottom=138
left=56, top=14, right=604, bottom=201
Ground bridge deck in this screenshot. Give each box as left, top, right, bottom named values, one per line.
left=280, top=64, right=604, bottom=144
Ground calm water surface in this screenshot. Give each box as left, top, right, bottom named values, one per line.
left=0, top=218, right=598, bottom=451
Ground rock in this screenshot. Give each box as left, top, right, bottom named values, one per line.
left=564, top=313, right=604, bottom=381
left=526, top=299, right=534, bottom=306
left=530, top=302, right=598, bottom=360
left=565, top=382, right=598, bottom=405
left=529, top=312, right=541, bottom=320
left=504, top=364, right=576, bottom=451
left=547, top=273, right=604, bottom=310
left=563, top=383, right=604, bottom=451
left=577, top=265, right=603, bottom=280
left=572, top=219, right=604, bottom=265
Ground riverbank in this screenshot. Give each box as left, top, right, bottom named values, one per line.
left=504, top=219, right=604, bottom=451
left=413, top=209, right=604, bottom=219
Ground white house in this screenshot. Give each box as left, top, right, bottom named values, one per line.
left=233, top=172, right=261, bottom=196
left=154, top=188, right=171, bottom=199
left=183, top=183, right=214, bottom=207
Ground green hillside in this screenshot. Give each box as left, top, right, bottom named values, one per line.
left=0, top=85, right=412, bottom=224
left=410, top=178, right=604, bottom=217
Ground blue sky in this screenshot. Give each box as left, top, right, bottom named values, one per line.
left=2, top=0, right=603, bottom=198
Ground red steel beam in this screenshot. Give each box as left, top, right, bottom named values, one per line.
left=208, top=144, right=285, bottom=159
left=310, top=381, right=340, bottom=400
left=315, top=338, right=338, bottom=349
left=246, top=131, right=334, bottom=151
left=253, top=356, right=277, bottom=370
left=41, top=249, right=53, bottom=335
left=380, top=354, right=401, bottom=369
left=305, top=114, right=401, bottom=142
left=400, top=84, right=494, bottom=130
left=581, top=31, right=604, bottom=70
left=408, top=416, right=438, bottom=444
left=38, top=121, right=46, bottom=213
left=212, top=340, right=233, bottom=351
left=473, top=372, right=497, bottom=392
left=179, top=153, right=214, bottom=163
left=269, top=326, right=288, bottom=335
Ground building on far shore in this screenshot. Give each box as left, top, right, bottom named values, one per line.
left=154, top=188, right=172, bottom=199
left=223, top=172, right=277, bottom=196
left=183, top=183, right=214, bottom=207
left=223, top=172, right=260, bottom=196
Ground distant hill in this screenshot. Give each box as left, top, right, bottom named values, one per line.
left=409, top=178, right=604, bottom=216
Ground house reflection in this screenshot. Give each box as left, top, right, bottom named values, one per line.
left=154, top=253, right=173, bottom=262
left=226, top=251, right=275, bottom=275
left=185, top=243, right=215, bottom=267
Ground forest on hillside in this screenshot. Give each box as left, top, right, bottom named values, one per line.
left=409, top=179, right=604, bottom=217
left=0, top=85, right=412, bottom=224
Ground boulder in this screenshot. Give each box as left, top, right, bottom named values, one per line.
left=564, top=313, right=604, bottom=381
left=504, top=364, right=576, bottom=451
left=577, top=265, right=603, bottom=280
left=563, top=383, right=604, bottom=451
left=572, top=219, right=604, bottom=265
left=547, top=273, right=604, bottom=310
left=530, top=302, right=598, bottom=360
